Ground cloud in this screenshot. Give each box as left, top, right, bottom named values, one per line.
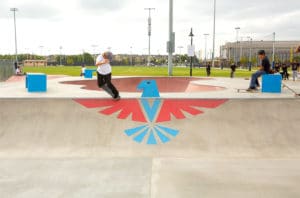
left=0, top=0, right=10, bottom=18
left=1, top=0, right=300, bottom=55
left=18, top=3, right=59, bottom=20
left=80, top=0, right=132, bottom=12
left=0, top=0, right=61, bottom=20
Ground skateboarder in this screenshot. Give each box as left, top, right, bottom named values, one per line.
left=96, top=52, right=120, bottom=100
left=247, top=50, right=271, bottom=92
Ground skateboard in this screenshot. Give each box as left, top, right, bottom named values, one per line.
left=236, top=88, right=259, bottom=93
left=282, top=83, right=300, bottom=97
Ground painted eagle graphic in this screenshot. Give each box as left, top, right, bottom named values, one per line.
left=74, top=80, right=227, bottom=145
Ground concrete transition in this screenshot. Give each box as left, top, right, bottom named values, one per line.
left=1, top=98, right=300, bottom=198
left=61, top=77, right=226, bottom=93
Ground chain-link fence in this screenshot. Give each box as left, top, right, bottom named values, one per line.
left=0, top=60, right=14, bottom=82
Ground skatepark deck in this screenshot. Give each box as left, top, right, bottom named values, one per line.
left=0, top=76, right=300, bottom=197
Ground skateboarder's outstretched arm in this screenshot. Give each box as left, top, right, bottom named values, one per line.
left=96, top=58, right=109, bottom=67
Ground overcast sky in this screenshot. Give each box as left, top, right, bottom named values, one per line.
left=0, top=0, right=300, bottom=56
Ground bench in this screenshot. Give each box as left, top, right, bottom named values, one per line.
left=262, top=74, right=282, bottom=93
left=26, top=73, right=47, bottom=92
left=84, top=69, right=97, bottom=79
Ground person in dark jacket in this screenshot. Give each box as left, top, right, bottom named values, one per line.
left=274, top=63, right=280, bottom=73
left=206, top=63, right=211, bottom=77
left=281, top=63, right=289, bottom=80
left=230, top=63, right=236, bottom=78
left=247, top=50, right=271, bottom=91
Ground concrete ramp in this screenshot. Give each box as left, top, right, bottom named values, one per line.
left=0, top=98, right=300, bottom=197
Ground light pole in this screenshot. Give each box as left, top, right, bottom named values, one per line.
left=177, top=46, right=183, bottom=55
left=189, top=28, right=194, bottom=77
left=204, top=34, right=209, bottom=66
left=272, top=32, right=276, bottom=69
left=177, top=46, right=183, bottom=66
left=235, top=27, right=240, bottom=66
left=59, top=46, right=63, bottom=66
left=130, top=46, right=133, bottom=66
left=39, top=46, right=44, bottom=57
left=240, top=37, right=243, bottom=64
left=25, top=48, right=29, bottom=60
left=145, top=8, right=155, bottom=66
left=212, top=0, right=216, bottom=67
left=248, top=37, right=252, bottom=71
left=91, top=45, right=98, bottom=63
left=168, top=0, right=174, bottom=76
left=10, top=8, right=18, bottom=64
left=82, top=49, right=85, bottom=66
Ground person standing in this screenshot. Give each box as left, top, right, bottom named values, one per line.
left=206, top=63, right=211, bottom=77
left=15, top=66, right=23, bottom=76
left=281, top=63, right=289, bottom=80
left=274, top=63, right=280, bottom=73
left=292, top=62, right=299, bottom=81
left=80, top=64, right=86, bottom=77
left=14, top=62, right=18, bottom=70
left=230, top=63, right=236, bottom=78
left=96, top=52, right=120, bottom=100
left=247, top=50, right=271, bottom=91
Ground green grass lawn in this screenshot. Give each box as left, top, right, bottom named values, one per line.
left=23, top=66, right=254, bottom=78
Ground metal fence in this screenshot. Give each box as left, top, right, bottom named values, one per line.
left=0, top=60, right=14, bottom=82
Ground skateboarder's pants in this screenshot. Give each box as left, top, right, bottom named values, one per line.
left=97, top=72, right=119, bottom=98
left=250, top=70, right=266, bottom=88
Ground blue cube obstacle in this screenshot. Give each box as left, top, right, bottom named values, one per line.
left=26, top=73, right=47, bottom=92
left=262, top=74, right=282, bottom=93
left=84, top=69, right=97, bottom=79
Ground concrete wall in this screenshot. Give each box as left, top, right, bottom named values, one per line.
left=24, top=60, right=47, bottom=67
left=0, top=60, right=14, bottom=82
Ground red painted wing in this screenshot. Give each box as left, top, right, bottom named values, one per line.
left=74, top=99, right=147, bottom=122
left=156, top=99, right=227, bottom=123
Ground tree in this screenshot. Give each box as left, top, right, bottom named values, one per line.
left=83, top=53, right=94, bottom=65
left=240, top=56, right=248, bottom=66
left=66, top=57, right=74, bottom=65
left=294, top=56, right=300, bottom=62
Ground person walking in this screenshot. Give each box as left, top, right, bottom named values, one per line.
left=96, top=52, right=120, bottom=100
left=247, top=50, right=271, bottom=92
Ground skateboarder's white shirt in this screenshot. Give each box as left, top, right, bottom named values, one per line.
left=96, top=54, right=112, bottom=75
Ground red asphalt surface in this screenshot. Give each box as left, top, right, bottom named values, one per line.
left=61, top=77, right=226, bottom=93
left=6, top=75, right=66, bottom=83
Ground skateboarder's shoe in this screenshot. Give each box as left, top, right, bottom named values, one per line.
left=246, top=87, right=258, bottom=92
left=113, top=95, right=121, bottom=101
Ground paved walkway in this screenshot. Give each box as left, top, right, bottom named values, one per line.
left=0, top=75, right=300, bottom=98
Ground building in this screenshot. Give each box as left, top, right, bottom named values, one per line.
left=23, top=60, right=47, bottom=67
left=220, top=41, right=300, bottom=65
